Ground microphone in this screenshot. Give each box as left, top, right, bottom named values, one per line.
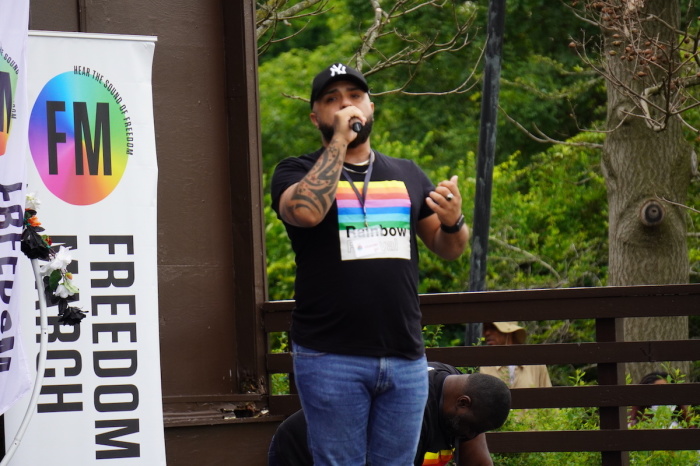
left=351, top=119, right=363, bottom=133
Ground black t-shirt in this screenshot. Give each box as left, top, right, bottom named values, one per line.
left=268, top=410, right=312, bottom=466
left=415, top=362, right=462, bottom=465
left=271, top=149, right=435, bottom=359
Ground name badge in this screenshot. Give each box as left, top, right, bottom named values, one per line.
left=351, top=225, right=382, bottom=258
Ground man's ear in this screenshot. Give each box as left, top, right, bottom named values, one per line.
left=310, top=112, right=319, bottom=128
left=457, top=395, right=472, bottom=409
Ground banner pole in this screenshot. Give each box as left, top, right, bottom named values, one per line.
left=1, top=259, right=49, bottom=466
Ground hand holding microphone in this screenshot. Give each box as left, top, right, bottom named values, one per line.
left=332, top=107, right=365, bottom=143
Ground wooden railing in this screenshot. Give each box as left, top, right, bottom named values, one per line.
left=262, top=284, right=700, bottom=466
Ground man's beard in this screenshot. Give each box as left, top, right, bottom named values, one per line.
left=444, top=412, right=461, bottom=438
left=319, top=116, right=374, bottom=149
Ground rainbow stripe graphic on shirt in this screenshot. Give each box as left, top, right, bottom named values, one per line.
left=336, top=180, right=412, bottom=260
left=422, top=449, right=454, bottom=466
left=337, top=180, right=411, bottom=228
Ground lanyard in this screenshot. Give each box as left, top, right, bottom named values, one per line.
left=341, top=151, right=374, bottom=228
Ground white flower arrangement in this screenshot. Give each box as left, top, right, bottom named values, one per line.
left=21, top=194, right=86, bottom=325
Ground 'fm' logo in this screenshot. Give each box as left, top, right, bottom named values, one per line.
left=0, top=52, right=19, bottom=156
left=29, top=70, right=132, bottom=205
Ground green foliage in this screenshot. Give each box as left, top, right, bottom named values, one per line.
left=490, top=369, right=700, bottom=465
left=502, top=0, right=597, bottom=64
left=408, top=130, right=609, bottom=297
left=488, top=0, right=607, bottom=163
left=422, top=324, right=444, bottom=349
left=497, top=57, right=606, bottom=165
left=271, top=373, right=290, bottom=396
left=628, top=413, right=700, bottom=465
left=626, top=367, right=700, bottom=463
left=484, top=131, right=609, bottom=290
left=523, top=319, right=598, bottom=386
left=269, top=331, right=290, bottom=395
left=492, top=370, right=600, bottom=465
left=491, top=407, right=601, bottom=465
left=629, top=449, right=700, bottom=466
left=264, top=172, right=296, bottom=301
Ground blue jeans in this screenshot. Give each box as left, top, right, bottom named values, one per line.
left=292, top=343, right=428, bottom=466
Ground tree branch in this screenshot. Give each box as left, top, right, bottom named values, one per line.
left=266, top=0, right=482, bottom=103
left=489, top=236, right=563, bottom=282
left=256, top=0, right=331, bottom=53
left=566, top=0, right=700, bottom=133
left=656, top=195, right=700, bottom=216
left=500, top=106, right=604, bottom=149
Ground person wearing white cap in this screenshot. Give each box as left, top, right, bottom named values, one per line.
left=479, top=322, right=552, bottom=389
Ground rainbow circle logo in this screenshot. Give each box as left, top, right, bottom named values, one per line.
left=0, top=52, right=19, bottom=156
left=29, top=71, right=130, bottom=205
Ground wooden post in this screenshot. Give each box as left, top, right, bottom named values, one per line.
left=596, top=317, right=629, bottom=466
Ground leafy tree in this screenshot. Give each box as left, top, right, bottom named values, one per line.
left=564, top=0, right=700, bottom=382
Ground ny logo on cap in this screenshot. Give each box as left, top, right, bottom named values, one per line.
left=329, top=64, right=347, bottom=77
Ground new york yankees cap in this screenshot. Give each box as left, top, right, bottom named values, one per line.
left=310, top=63, right=369, bottom=109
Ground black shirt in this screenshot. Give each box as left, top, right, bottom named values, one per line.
left=414, top=362, right=462, bottom=466
left=271, top=149, right=435, bottom=359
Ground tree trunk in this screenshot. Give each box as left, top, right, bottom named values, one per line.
left=601, top=0, right=692, bottom=383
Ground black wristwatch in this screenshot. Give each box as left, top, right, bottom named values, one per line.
left=440, top=213, right=465, bottom=234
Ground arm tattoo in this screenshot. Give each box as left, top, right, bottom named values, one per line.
left=286, top=142, right=345, bottom=220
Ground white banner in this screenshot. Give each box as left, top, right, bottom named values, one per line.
left=0, top=0, right=31, bottom=416
left=4, top=32, right=166, bottom=465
